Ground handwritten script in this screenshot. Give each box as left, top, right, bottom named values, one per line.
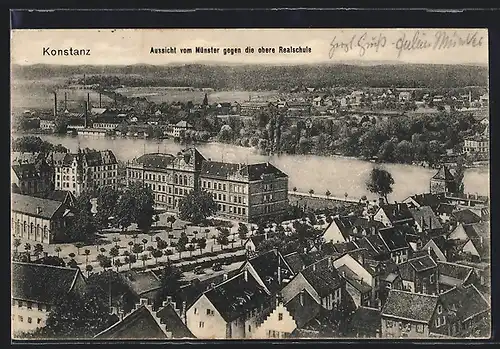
left=329, top=30, right=484, bottom=59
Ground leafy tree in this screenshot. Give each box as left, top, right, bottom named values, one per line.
left=54, top=246, right=62, bottom=257
left=68, top=191, right=96, bottom=242
left=140, top=254, right=149, bottom=267
left=238, top=223, right=249, bottom=242
left=114, top=259, right=123, bottom=272
left=309, top=189, right=315, bottom=196
left=115, top=193, right=135, bottom=232
left=67, top=259, right=78, bottom=269
left=152, top=249, right=163, bottom=264
left=74, top=242, right=85, bottom=255
left=153, top=261, right=182, bottom=308
left=33, top=255, right=66, bottom=267
left=98, top=255, right=112, bottom=270
left=178, top=189, right=217, bottom=224
left=141, top=238, right=148, bottom=248
left=132, top=243, right=143, bottom=259
left=42, top=286, right=116, bottom=338
left=85, top=264, right=93, bottom=277
left=216, top=228, right=230, bottom=250
left=84, top=249, right=91, bottom=265
left=366, top=167, right=395, bottom=203
left=33, top=243, right=44, bottom=259
left=166, top=215, right=176, bottom=230
left=197, top=237, right=207, bottom=254
left=109, top=246, right=119, bottom=261
left=176, top=232, right=188, bottom=258
left=13, top=238, right=21, bottom=254
left=124, top=254, right=137, bottom=269
left=325, top=190, right=331, bottom=198
left=187, top=244, right=195, bottom=257
left=132, top=183, right=155, bottom=233
left=112, top=237, right=121, bottom=248
left=128, top=240, right=134, bottom=252
left=292, top=187, right=297, bottom=192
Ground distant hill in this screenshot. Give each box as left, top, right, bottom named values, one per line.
left=11, top=63, right=488, bottom=89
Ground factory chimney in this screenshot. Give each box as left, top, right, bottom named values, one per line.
left=99, top=93, right=102, bottom=108
left=84, top=101, right=88, bottom=128
left=53, top=92, right=57, bottom=118
left=87, top=93, right=90, bottom=110
left=64, top=92, right=67, bottom=111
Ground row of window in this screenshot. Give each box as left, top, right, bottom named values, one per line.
left=217, top=204, right=246, bottom=216
left=13, top=315, right=43, bottom=325
left=202, top=180, right=247, bottom=194
left=386, top=320, right=425, bottom=333
left=210, top=192, right=247, bottom=205
left=13, top=221, right=49, bottom=239
left=13, top=299, right=50, bottom=311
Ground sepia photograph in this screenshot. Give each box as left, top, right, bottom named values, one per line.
left=10, top=28, right=490, bottom=340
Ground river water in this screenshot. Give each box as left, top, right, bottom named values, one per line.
left=18, top=134, right=489, bottom=202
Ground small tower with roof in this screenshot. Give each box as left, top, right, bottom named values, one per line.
left=430, top=165, right=457, bottom=194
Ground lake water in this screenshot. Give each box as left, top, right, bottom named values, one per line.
left=19, top=134, right=489, bottom=202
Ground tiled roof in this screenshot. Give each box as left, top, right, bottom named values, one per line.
left=12, top=193, right=63, bottom=219
left=336, top=265, right=372, bottom=293
left=409, top=206, right=443, bottom=231
left=332, top=241, right=359, bottom=254
left=244, top=250, right=293, bottom=293
left=32, top=190, right=75, bottom=204
left=440, top=285, right=490, bottom=322
left=382, top=290, right=438, bottom=323
left=436, top=203, right=455, bottom=215
left=95, top=306, right=168, bottom=339
left=301, top=264, right=343, bottom=298
left=156, top=304, right=195, bottom=338
left=462, top=222, right=489, bottom=241
left=82, top=149, right=117, bottom=166
left=346, top=307, right=381, bottom=336
left=201, top=161, right=287, bottom=181
left=363, top=235, right=390, bottom=256
left=407, top=193, right=444, bottom=209
left=379, top=226, right=410, bottom=252
left=331, top=216, right=357, bottom=239
left=175, top=120, right=193, bottom=128
left=437, top=261, right=473, bottom=281
left=204, top=271, right=270, bottom=322
left=135, top=153, right=175, bottom=169
left=408, top=255, right=437, bottom=272
left=12, top=262, right=81, bottom=304
left=452, top=209, right=482, bottom=225
left=11, top=162, right=50, bottom=179
left=284, top=290, right=322, bottom=328
left=121, top=270, right=162, bottom=296
left=432, top=165, right=455, bottom=181
left=283, top=252, right=306, bottom=274
left=380, top=203, right=413, bottom=223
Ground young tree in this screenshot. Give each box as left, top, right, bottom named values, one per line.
left=140, top=254, right=149, bottom=267
left=366, top=167, right=395, bottom=203
left=216, top=228, right=230, bottom=250
left=99, top=255, right=112, bottom=270
left=153, top=261, right=182, bottom=308
left=178, top=189, right=217, bottom=224
left=166, top=215, right=176, bottom=230
left=13, top=238, right=21, bottom=254
left=33, top=243, right=44, bottom=259
left=128, top=240, right=134, bottom=252
left=187, top=244, right=195, bottom=257
left=112, top=237, right=121, bottom=248
left=54, top=246, right=62, bottom=258
left=152, top=249, right=163, bottom=264
left=109, top=246, right=119, bottom=262
left=125, top=254, right=137, bottom=269
left=84, top=249, right=91, bottom=265
left=197, top=237, right=207, bottom=254
left=141, top=238, right=148, bottom=249
left=325, top=190, right=331, bottom=198
left=114, top=259, right=123, bottom=272
left=309, top=189, right=314, bottom=196
left=174, top=232, right=186, bottom=258
left=74, top=242, right=85, bottom=255
left=132, top=243, right=143, bottom=259
left=238, top=223, right=249, bottom=245
left=85, top=264, right=93, bottom=277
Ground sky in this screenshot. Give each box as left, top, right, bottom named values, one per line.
left=11, top=28, right=488, bottom=66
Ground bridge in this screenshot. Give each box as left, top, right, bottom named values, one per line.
left=289, top=191, right=361, bottom=204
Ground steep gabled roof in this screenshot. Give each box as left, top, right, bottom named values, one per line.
left=409, top=206, right=443, bottom=231
left=242, top=250, right=294, bottom=293
left=380, top=203, right=413, bottom=223
left=301, top=264, right=343, bottom=298
left=12, top=262, right=82, bottom=304
left=453, top=209, right=482, bottom=225
left=135, top=153, right=175, bottom=169
left=200, top=161, right=287, bottom=181
left=440, top=285, right=490, bottom=322
left=382, top=290, right=438, bottom=323
left=406, top=193, right=444, bottom=210
left=204, top=271, right=270, bottom=323
left=284, top=290, right=322, bottom=328
left=432, top=165, right=455, bottom=181
left=437, top=261, right=473, bottom=282
left=379, top=227, right=410, bottom=252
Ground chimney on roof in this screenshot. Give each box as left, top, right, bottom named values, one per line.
left=480, top=236, right=483, bottom=246
left=264, top=231, right=268, bottom=240
left=428, top=246, right=431, bottom=256
left=312, top=263, right=316, bottom=272
left=36, top=206, right=42, bottom=215
left=342, top=271, right=346, bottom=278
left=244, top=269, right=248, bottom=282
left=328, top=256, right=332, bottom=268
left=299, top=290, right=304, bottom=306
left=181, top=301, right=187, bottom=324
left=223, top=273, right=228, bottom=281
left=421, top=216, right=425, bottom=232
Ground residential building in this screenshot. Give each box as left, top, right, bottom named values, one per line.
left=237, top=249, right=295, bottom=295
left=11, top=193, right=73, bottom=244
left=186, top=270, right=272, bottom=339
left=244, top=234, right=267, bottom=254
left=452, top=209, right=482, bottom=225
left=239, top=101, right=271, bottom=116
left=409, top=206, right=443, bottom=234
left=287, top=101, right=312, bottom=115
left=437, top=261, right=476, bottom=293
left=333, top=253, right=373, bottom=308
left=381, top=290, right=444, bottom=338
left=345, top=306, right=382, bottom=338
left=51, top=148, right=119, bottom=196
left=378, top=226, right=412, bottom=264
left=463, top=135, right=489, bottom=155
left=399, top=91, right=412, bottom=102
left=94, top=298, right=194, bottom=339
left=422, top=236, right=448, bottom=262
left=436, top=203, right=455, bottom=223
left=430, top=165, right=458, bottom=194
left=448, top=222, right=490, bottom=262
left=356, top=234, right=391, bottom=262
left=398, top=254, right=438, bottom=295
left=281, top=259, right=345, bottom=312
left=11, top=262, right=86, bottom=334
left=11, top=159, right=53, bottom=196
left=402, top=193, right=444, bottom=212
left=436, top=285, right=490, bottom=337
left=171, top=121, right=194, bottom=137
left=373, top=203, right=414, bottom=227
left=92, top=116, right=122, bottom=131
left=322, top=216, right=384, bottom=244
left=39, top=119, right=55, bottom=131
left=127, top=148, right=288, bottom=223
left=312, top=96, right=324, bottom=107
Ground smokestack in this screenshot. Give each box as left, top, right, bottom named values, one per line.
left=83, top=73, right=86, bottom=86
left=84, top=101, right=88, bottom=128
left=53, top=92, right=57, bottom=118
left=87, top=93, right=90, bottom=110
left=64, top=92, right=67, bottom=111
left=99, top=93, right=102, bottom=108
